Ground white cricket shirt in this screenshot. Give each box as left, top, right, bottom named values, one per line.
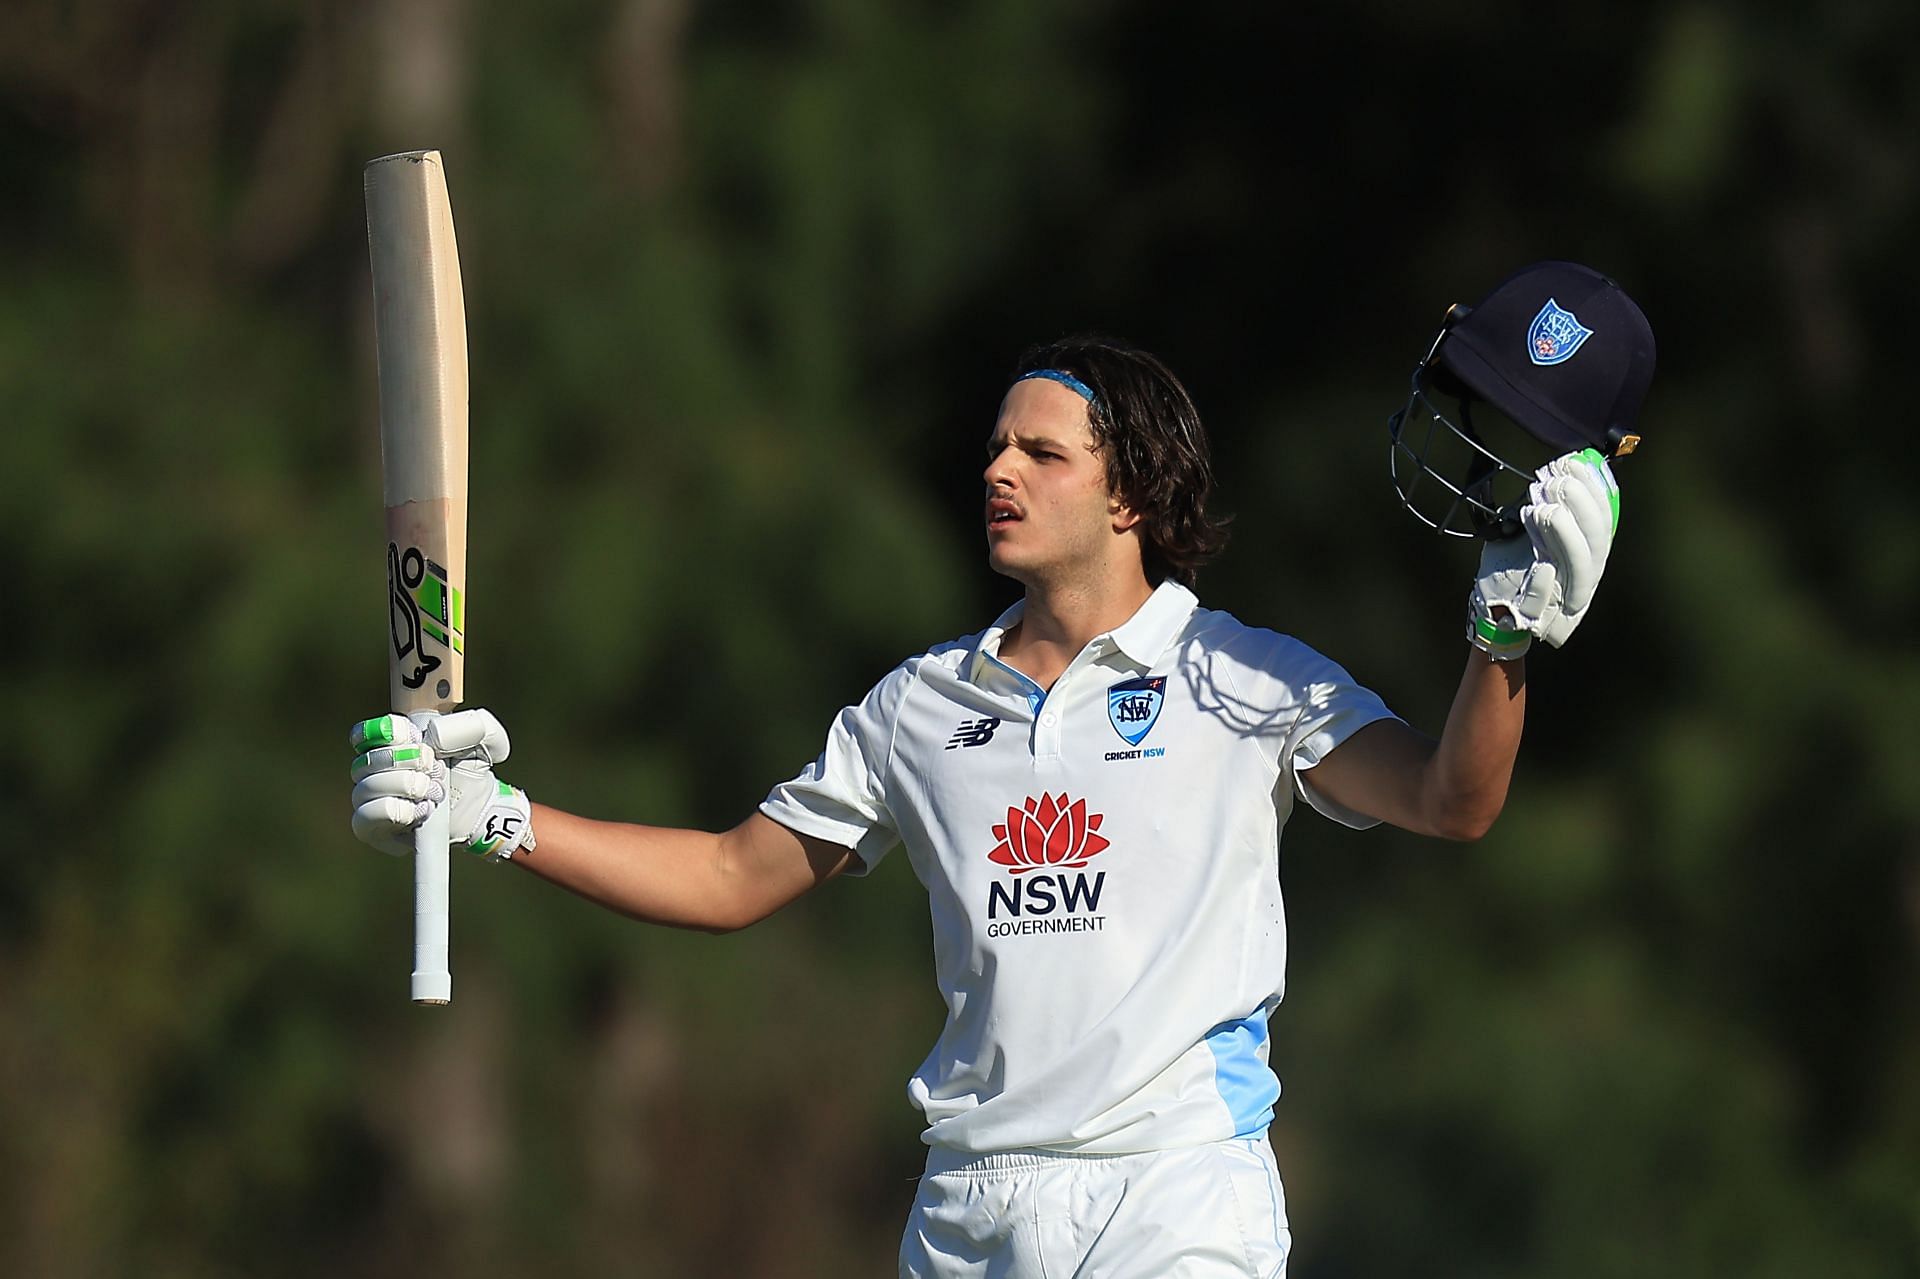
left=760, top=581, right=1399, bottom=1154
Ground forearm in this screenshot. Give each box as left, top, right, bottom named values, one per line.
left=350, top=712, right=851, bottom=930
left=512, top=803, right=745, bottom=933
left=1421, top=648, right=1526, bottom=838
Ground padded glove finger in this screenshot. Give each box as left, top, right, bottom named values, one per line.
left=352, top=795, right=430, bottom=858
left=350, top=712, right=422, bottom=754
left=1523, top=496, right=1592, bottom=613
left=349, top=740, right=441, bottom=786
left=351, top=767, right=442, bottom=812
left=1519, top=451, right=1619, bottom=648
left=424, top=707, right=512, bottom=765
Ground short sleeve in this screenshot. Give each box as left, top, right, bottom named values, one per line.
left=758, top=660, right=916, bottom=875
left=1277, top=643, right=1400, bottom=829
left=1208, top=629, right=1399, bottom=831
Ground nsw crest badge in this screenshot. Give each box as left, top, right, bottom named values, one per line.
left=1526, top=298, right=1594, bottom=366
left=1106, top=675, right=1166, bottom=746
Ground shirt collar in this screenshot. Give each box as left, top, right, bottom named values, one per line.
left=968, top=580, right=1198, bottom=680
left=1109, top=579, right=1199, bottom=667
left=967, top=597, right=1029, bottom=682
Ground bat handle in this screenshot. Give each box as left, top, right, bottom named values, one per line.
left=409, top=709, right=453, bottom=1005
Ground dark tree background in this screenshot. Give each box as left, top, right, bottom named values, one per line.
left=5, top=1, right=1916, bottom=1274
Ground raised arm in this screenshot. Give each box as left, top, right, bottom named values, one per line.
left=1303, top=449, right=1619, bottom=841
left=1303, top=650, right=1524, bottom=840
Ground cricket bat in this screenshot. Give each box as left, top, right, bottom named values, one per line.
left=364, top=150, right=468, bottom=1006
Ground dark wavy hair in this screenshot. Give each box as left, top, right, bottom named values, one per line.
left=1011, top=334, right=1231, bottom=587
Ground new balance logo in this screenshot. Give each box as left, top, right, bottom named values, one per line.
left=945, top=717, right=1002, bottom=750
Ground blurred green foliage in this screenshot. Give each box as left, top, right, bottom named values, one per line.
left=3, top=0, right=1916, bottom=1274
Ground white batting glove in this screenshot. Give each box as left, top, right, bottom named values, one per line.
left=348, top=709, right=537, bottom=862
left=1468, top=448, right=1620, bottom=658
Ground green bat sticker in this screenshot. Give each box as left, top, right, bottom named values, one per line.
left=388, top=542, right=464, bottom=691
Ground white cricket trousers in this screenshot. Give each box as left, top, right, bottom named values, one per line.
left=899, top=1137, right=1290, bottom=1278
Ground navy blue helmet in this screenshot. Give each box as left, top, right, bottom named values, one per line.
left=1389, top=261, right=1655, bottom=538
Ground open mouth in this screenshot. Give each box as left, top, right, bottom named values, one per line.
left=986, top=498, right=1022, bottom=529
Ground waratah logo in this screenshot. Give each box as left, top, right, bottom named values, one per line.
left=988, top=793, right=1110, bottom=873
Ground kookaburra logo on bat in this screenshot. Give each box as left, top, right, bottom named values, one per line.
left=388, top=543, right=442, bottom=690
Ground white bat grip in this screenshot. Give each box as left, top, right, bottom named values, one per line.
left=409, top=710, right=453, bottom=1005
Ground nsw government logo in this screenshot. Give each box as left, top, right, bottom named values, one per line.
left=986, top=793, right=1110, bottom=938
left=1105, top=675, right=1167, bottom=761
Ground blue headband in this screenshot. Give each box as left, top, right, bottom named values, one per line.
left=1016, top=368, right=1097, bottom=404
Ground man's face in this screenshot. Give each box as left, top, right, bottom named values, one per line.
left=982, top=379, right=1135, bottom=584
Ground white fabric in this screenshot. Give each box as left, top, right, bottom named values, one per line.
left=348, top=709, right=534, bottom=861
left=900, top=1137, right=1290, bottom=1278
left=760, top=582, right=1398, bottom=1154
left=1470, top=451, right=1619, bottom=652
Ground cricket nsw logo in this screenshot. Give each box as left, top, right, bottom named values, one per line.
left=1107, top=675, right=1166, bottom=746
left=988, top=793, right=1110, bottom=873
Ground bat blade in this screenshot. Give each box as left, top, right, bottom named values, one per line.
left=365, top=149, right=469, bottom=1007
